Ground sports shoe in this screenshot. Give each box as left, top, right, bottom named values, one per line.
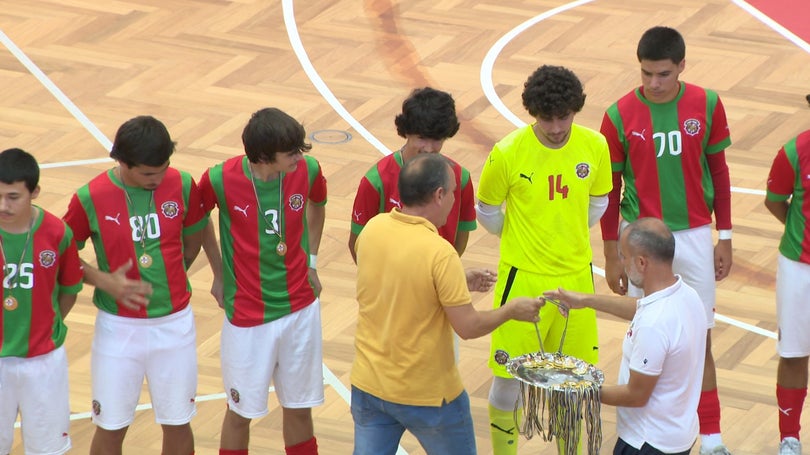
left=779, top=437, right=801, bottom=455
left=700, top=445, right=733, bottom=455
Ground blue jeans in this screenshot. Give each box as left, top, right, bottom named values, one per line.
left=351, top=386, right=477, bottom=455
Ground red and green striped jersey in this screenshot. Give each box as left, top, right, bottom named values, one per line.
left=350, top=151, right=476, bottom=245
left=63, top=168, right=207, bottom=318
left=1, top=208, right=83, bottom=358
left=767, top=130, right=810, bottom=264
left=600, top=82, right=732, bottom=235
left=199, top=155, right=327, bottom=327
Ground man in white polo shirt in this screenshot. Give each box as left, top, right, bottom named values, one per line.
left=546, top=217, right=707, bottom=454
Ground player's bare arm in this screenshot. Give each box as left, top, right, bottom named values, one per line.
left=201, top=220, right=223, bottom=308
left=307, top=201, right=326, bottom=296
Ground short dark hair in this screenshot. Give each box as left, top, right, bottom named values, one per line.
left=522, top=65, right=585, bottom=118
left=0, top=148, right=39, bottom=193
left=637, top=26, right=685, bottom=64
left=624, top=218, right=676, bottom=262
left=110, top=116, right=176, bottom=167
left=398, top=153, right=452, bottom=206
left=394, top=87, right=460, bottom=140
left=242, top=107, right=312, bottom=163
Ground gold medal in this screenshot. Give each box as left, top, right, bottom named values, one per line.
left=276, top=241, right=287, bottom=256
left=3, top=296, right=18, bottom=311
left=139, top=253, right=153, bottom=268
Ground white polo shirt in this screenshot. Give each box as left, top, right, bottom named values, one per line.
left=616, top=276, right=707, bottom=453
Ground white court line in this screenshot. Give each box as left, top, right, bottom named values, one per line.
left=479, top=1, right=779, bottom=340
left=0, top=30, right=113, bottom=152
left=731, top=0, right=810, bottom=54
left=281, top=0, right=392, bottom=156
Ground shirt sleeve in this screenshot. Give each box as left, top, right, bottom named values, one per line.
left=350, top=177, right=382, bottom=236
left=307, top=157, right=327, bottom=205
left=58, top=223, right=84, bottom=294
left=433, top=247, right=472, bottom=308
left=458, top=166, right=477, bottom=231
left=628, top=324, right=667, bottom=376
left=590, top=135, right=613, bottom=196
left=183, top=176, right=208, bottom=235
left=198, top=169, right=218, bottom=214
left=477, top=145, right=509, bottom=206
left=706, top=93, right=732, bottom=155
left=62, top=193, right=91, bottom=248
left=766, top=147, right=795, bottom=200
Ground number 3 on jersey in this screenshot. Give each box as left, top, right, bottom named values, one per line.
left=548, top=174, right=569, bottom=200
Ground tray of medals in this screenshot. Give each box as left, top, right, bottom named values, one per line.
left=506, top=351, right=604, bottom=390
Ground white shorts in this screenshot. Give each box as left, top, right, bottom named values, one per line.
left=0, top=346, right=71, bottom=455
left=776, top=254, right=810, bottom=357
left=91, top=305, right=198, bottom=430
left=221, top=299, right=324, bottom=418
left=627, top=224, right=715, bottom=328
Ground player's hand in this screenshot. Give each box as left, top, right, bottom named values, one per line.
left=505, top=297, right=543, bottom=323
left=543, top=288, right=586, bottom=317
left=210, top=276, right=224, bottom=309
left=308, top=268, right=322, bottom=297
left=604, top=254, right=628, bottom=295
left=465, top=268, right=497, bottom=293
left=109, top=260, right=152, bottom=311
left=714, top=239, right=733, bottom=281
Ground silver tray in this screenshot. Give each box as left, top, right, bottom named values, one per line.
left=506, top=352, right=604, bottom=390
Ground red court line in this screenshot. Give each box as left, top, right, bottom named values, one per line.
left=745, top=0, right=810, bottom=44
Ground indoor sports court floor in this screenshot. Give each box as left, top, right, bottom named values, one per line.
left=3, top=0, right=810, bottom=453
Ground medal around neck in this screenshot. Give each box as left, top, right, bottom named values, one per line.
left=3, top=296, right=18, bottom=311
left=139, top=253, right=153, bottom=268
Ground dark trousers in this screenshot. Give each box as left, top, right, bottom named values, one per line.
left=613, top=438, right=692, bottom=455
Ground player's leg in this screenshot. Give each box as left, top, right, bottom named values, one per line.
left=18, top=347, right=72, bottom=455
left=274, top=300, right=324, bottom=454
left=90, top=312, right=148, bottom=455
left=775, top=254, right=810, bottom=455
left=145, top=307, right=198, bottom=455
left=488, top=263, right=544, bottom=455
left=219, top=317, right=277, bottom=452
left=671, top=227, right=728, bottom=454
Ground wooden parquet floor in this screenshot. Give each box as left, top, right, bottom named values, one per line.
left=4, top=0, right=810, bottom=453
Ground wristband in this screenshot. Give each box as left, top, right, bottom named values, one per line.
left=309, top=254, right=318, bottom=269
left=718, top=230, right=732, bottom=240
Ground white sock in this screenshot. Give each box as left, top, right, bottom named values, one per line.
left=701, top=433, right=723, bottom=449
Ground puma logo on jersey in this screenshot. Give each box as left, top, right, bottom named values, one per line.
left=104, top=214, right=121, bottom=225
left=630, top=129, right=646, bottom=141
left=519, top=172, right=534, bottom=184
left=388, top=198, right=401, bottom=208
left=353, top=210, right=363, bottom=221
left=234, top=204, right=249, bottom=217
left=780, top=406, right=793, bottom=416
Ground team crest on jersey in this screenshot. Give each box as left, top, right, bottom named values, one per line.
left=92, top=400, right=101, bottom=416
left=683, top=118, right=701, bottom=136
left=39, top=250, right=57, bottom=268
left=288, top=193, right=305, bottom=212
left=575, top=162, right=590, bottom=179
left=161, top=201, right=180, bottom=219
left=230, top=388, right=241, bottom=404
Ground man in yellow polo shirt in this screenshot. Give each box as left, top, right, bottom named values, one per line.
left=351, top=153, right=542, bottom=455
left=476, top=65, right=612, bottom=454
